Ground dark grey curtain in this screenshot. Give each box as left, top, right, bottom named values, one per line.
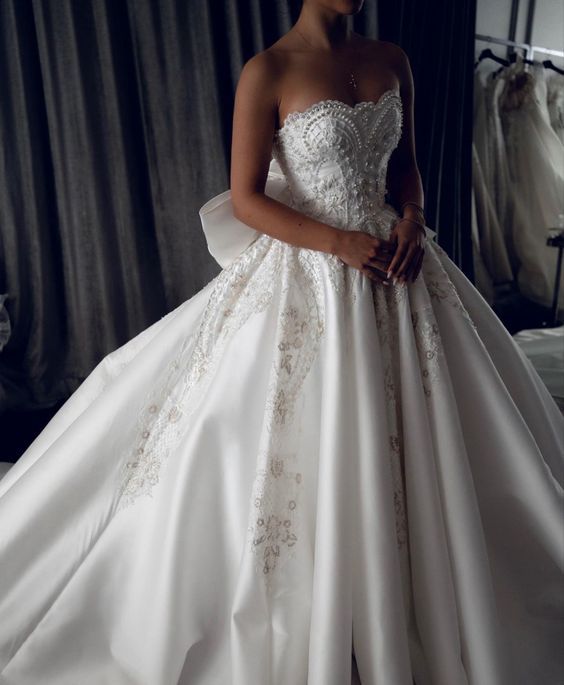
left=378, top=0, right=477, bottom=276
left=0, top=0, right=472, bottom=418
left=0, top=0, right=289, bottom=412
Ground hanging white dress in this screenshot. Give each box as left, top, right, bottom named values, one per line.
left=0, top=89, right=563, bottom=685
left=470, top=154, right=495, bottom=304
left=473, top=68, right=514, bottom=283
left=501, top=57, right=564, bottom=312
left=471, top=141, right=513, bottom=285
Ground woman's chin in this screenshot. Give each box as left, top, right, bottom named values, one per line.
left=311, top=0, right=365, bottom=16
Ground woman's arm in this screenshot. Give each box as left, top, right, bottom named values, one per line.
left=385, top=45, right=425, bottom=222
left=384, top=45, right=426, bottom=283
left=230, top=52, right=343, bottom=256
left=229, top=52, right=395, bottom=285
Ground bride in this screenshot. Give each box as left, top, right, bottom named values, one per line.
left=1, top=1, right=563, bottom=684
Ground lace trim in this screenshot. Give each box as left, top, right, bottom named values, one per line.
left=273, top=92, right=403, bottom=230
left=275, top=90, right=401, bottom=138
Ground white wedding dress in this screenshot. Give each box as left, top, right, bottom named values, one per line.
left=1, top=89, right=563, bottom=685
left=500, top=58, right=564, bottom=312
left=473, top=69, right=515, bottom=282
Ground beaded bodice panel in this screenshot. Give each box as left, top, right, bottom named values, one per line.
left=272, top=89, right=403, bottom=232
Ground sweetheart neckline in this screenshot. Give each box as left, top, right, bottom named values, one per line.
left=275, top=88, right=401, bottom=137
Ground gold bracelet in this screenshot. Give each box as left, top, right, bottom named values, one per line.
left=402, top=208, right=425, bottom=223
left=401, top=201, right=425, bottom=216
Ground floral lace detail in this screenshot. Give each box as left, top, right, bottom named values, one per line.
left=390, top=432, right=408, bottom=548
left=117, top=234, right=284, bottom=508
left=247, top=247, right=325, bottom=587
left=372, top=282, right=409, bottom=549
left=273, top=91, right=403, bottom=234
left=423, top=245, right=478, bottom=333
left=272, top=93, right=404, bottom=308
left=411, top=307, right=444, bottom=397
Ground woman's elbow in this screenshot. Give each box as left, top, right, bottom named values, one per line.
left=232, top=191, right=259, bottom=222
left=231, top=194, right=246, bottom=222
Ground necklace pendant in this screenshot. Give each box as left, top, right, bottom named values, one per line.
left=349, top=72, right=358, bottom=89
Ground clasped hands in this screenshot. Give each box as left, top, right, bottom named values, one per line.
left=336, top=217, right=427, bottom=286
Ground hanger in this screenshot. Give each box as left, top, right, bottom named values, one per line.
left=542, top=60, right=564, bottom=75
left=474, top=48, right=509, bottom=69
left=509, top=52, right=534, bottom=66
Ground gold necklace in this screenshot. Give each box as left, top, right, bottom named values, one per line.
left=294, top=26, right=358, bottom=90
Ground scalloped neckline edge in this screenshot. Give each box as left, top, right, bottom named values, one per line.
left=275, top=88, right=401, bottom=137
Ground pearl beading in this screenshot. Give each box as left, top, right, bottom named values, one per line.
left=273, top=90, right=403, bottom=235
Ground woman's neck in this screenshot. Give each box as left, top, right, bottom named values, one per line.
left=294, top=5, right=352, bottom=52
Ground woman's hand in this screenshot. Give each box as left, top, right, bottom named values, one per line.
left=336, top=231, right=397, bottom=286
left=386, top=218, right=426, bottom=283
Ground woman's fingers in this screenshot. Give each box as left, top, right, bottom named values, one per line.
left=411, top=250, right=425, bottom=281
left=359, top=233, right=425, bottom=286
left=375, top=240, right=396, bottom=254
left=368, top=254, right=393, bottom=271
left=358, top=234, right=420, bottom=286
left=386, top=241, right=408, bottom=277
left=392, top=244, right=418, bottom=281
left=362, top=265, right=391, bottom=286
left=362, top=246, right=390, bottom=284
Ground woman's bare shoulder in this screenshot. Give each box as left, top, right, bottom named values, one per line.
left=352, top=35, right=408, bottom=60
left=238, top=49, right=283, bottom=88
left=234, top=51, right=287, bottom=119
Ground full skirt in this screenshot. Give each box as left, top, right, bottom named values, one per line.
left=0, top=227, right=563, bottom=685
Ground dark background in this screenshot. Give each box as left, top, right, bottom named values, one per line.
left=0, top=0, right=476, bottom=459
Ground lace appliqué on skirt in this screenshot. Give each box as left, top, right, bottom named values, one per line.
left=247, top=247, right=326, bottom=588
left=372, top=282, right=410, bottom=550
left=411, top=308, right=443, bottom=398
left=424, top=244, right=479, bottom=334
left=116, top=234, right=285, bottom=509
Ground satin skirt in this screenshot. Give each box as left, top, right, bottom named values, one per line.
left=0, top=226, right=563, bottom=685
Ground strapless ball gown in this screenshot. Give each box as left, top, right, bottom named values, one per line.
left=0, top=89, right=563, bottom=685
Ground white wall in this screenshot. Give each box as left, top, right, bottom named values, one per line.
left=476, top=0, right=564, bottom=68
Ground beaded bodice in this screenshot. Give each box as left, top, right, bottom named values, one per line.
left=272, top=89, right=403, bottom=233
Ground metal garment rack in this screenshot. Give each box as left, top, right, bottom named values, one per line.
left=475, top=33, right=564, bottom=62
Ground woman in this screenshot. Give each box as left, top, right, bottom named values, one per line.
left=0, top=1, right=563, bottom=684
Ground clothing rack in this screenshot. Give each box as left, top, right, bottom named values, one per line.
left=475, top=33, right=564, bottom=62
